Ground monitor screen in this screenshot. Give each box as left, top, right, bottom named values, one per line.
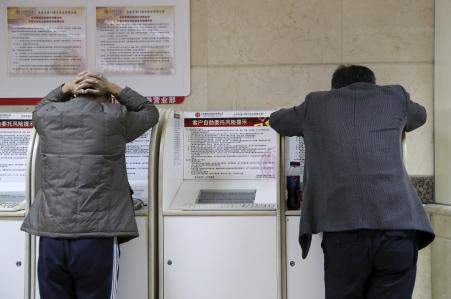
left=196, top=189, right=256, bottom=204
left=0, top=191, right=25, bottom=203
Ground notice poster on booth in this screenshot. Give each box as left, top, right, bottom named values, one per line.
left=125, top=128, right=152, bottom=203
left=183, top=111, right=277, bottom=180
left=0, top=113, right=32, bottom=192
left=96, top=6, right=175, bottom=75
left=7, top=7, right=86, bottom=75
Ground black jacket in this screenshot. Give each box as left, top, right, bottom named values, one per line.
left=270, top=83, right=434, bottom=258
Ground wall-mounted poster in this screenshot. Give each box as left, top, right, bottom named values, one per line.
left=7, top=7, right=86, bottom=75
left=96, top=6, right=174, bottom=75
left=0, top=0, right=190, bottom=101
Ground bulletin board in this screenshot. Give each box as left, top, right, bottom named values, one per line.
left=0, top=0, right=190, bottom=104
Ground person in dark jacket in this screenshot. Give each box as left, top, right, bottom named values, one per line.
left=269, top=65, right=434, bottom=299
left=21, top=72, right=159, bottom=299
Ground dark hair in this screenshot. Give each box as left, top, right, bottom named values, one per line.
left=331, top=65, right=376, bottom=89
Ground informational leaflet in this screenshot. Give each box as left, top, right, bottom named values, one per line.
left=96, top=6, right=175, bottom=75
left=173, top=113, right=182, bottom=168
left=183, top=111, right=277, bottom=180
left=0, top=113, right=33, bottom=192
left=7, top=7, right=86, bottom=75
left=125, top=129, right=151, bottom=181
left=125, top=128, right=151, bottom=203
left=285, top=136, right=305, bottom=181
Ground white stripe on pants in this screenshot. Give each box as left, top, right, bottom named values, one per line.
left=110, top=237, right=120, bottom=299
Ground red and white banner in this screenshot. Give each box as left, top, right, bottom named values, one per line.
left=0, top=96, right=184, bottom=105
left=183, top=111, right=276, bottom=180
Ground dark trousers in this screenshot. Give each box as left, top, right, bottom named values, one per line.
left=321, top=230, right=418, bottom=299
left=38, top=237, right=120, bottom=299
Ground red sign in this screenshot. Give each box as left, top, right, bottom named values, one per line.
left=0, top=119, right=33, bottom=128
left=0, top=98, right=42, bottom=105
left=0, top=96, right=185, bottom=105
left=146, top=96, right=185, bottom=104
left=184, top=117, right=270, bottom=127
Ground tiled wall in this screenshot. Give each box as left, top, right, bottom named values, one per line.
left=0, top=0, right=434, bottom=176
left=414, top=245, right=432, bottom=299
left=428, top=205, right=451, bottom=299
left=434, top=0, right=451, bottom=206
left=0, top=1, right=441, bottom=297
left=179, top=0, right=435, bottom=176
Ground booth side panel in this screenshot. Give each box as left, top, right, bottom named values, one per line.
left=117, top=216, right=149, bottom=299
left=163, top=216, right=278, bottom=299
left=34, top=217, right=148, bottom=299
left=286, top=216, right=324, bottom=299
left=0, top=219, right=26, bottom=299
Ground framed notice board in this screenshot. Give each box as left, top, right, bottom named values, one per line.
left=0, top=0, right=190, bottom=104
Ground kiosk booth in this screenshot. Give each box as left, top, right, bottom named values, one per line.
left=282, top=136, right=325, bottom=299
left=158, top=110, right=282, bottom=299
left=27, top=109, right=166, bottom=299
left=0, top=109, right=332, bottom=299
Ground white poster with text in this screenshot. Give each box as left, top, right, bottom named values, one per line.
left=0, top=113, right=33, bottom=192
left=183, top=111, right=277, bottom=180
left=8, top=7, right=86, bottom=75
left=96, top=6, right=174, bottom=75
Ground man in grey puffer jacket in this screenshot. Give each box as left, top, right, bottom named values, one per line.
left=21, top=72, right=159, bottom=299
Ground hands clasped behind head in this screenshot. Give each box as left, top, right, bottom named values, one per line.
left=72, top=72, right=108, bottom=97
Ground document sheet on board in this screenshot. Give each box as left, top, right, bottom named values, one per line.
left=96, top=6, right=175, bottom=74
left=7, top=7, right=86, bottom=75
left=125, top=129, right=151, bottom=203
left=183, top=111, right=277, bottom=180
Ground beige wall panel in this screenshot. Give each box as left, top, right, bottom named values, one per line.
left=207, top=0, right=341, bottom=65
left=234, top=65, right=336, bottom=110
left=169, top=67, right=208, bottom=111
left=369, top=63, right=433, bottom=175
left=434, top=0, right=451, bottom=205
left=342, top=0, right=433, bottom=63
left=191, top=0, right=208, bottom=66
left=432, top=214, right=451, bottom=240
left=413, top=246, right=432, bottom=299
left=431, top=237, right=451, bottom=299
left=226, top=63, right=433, bottom=175
left=205, top=67, right=240, bottom=110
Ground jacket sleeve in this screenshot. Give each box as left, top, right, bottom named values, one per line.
left=34, top=85, right=73, bottom=111
left=402, top=88, right=427, bottom=132
left=116, top=87, right=159, bottom=142
left=269, top=98, right=307, bottom=137
left=32, top=85, right=73, bottom=133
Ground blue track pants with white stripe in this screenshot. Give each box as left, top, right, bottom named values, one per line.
left=38, top=237, right=120, bottom=299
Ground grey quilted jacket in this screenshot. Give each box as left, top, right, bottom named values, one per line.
left=21, top=86, right=159, bottom=242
